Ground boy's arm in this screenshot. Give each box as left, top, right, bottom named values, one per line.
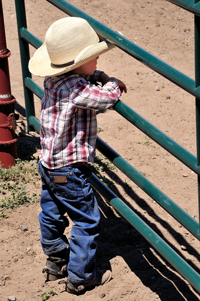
left=72, top=70, right=127, bottom=111
left=88, top=70, right=127, bottom=94
left=100, top=72, right=127, bottom=94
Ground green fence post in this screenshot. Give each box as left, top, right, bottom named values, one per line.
left=195, top=14, right=200, bottom=230
left=14, top=0, right=35, bottom=132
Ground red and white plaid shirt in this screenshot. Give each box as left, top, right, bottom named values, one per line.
left=40, top=70, right=121, bottom=169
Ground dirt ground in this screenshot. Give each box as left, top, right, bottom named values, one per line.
left=1, top=0, right=200, bottom=300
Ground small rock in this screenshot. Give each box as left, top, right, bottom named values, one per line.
left=26, top=246, right=31, bottom=253
left=181, top=245, right=187, bottom=251
left=18, top=224, right=29, bottom=231
left=8, top=297, right=16, bottom=301
left=156, top=86, right=160, bottom=91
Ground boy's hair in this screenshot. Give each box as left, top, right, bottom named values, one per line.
left=29, top=17, right=115, bottom=77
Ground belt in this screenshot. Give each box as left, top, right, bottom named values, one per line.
left=71, top=162, right=86, bottom=167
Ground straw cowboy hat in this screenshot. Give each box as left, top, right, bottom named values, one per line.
left=29, top=17, right=115, bottom=77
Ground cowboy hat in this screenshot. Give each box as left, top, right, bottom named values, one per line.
left=28, top=17, right=115, bottom=77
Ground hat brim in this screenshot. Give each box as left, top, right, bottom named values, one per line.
left=29, top=40, right=115, bottom=77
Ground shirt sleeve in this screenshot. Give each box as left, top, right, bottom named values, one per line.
left=85, top=70, right=104, bottom=84
left=70, top=75, right=121, bottom=111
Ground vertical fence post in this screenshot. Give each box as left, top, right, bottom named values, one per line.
left=0, top=0, right=17, bottom=168
left=14, top=0, right=35, bottom=132
left=195, top=14, right=200, bottom=229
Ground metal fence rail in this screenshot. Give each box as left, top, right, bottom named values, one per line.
left=168, top=0, right=200, bottom=16
left=14, top=0, right=200, bottom=293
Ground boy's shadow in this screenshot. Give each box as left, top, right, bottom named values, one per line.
left=94, top=178, right=200, bottom=300
left=14, top=101, right=41, bottom=161
left=16, top=133, right=41, bottom=161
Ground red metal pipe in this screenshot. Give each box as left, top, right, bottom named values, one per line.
left=0, top=0, right=17, bottom=169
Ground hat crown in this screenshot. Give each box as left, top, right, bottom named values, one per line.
left=28, top=17, right=115, bottom=77
left=45, top=17, right=99, bottom=65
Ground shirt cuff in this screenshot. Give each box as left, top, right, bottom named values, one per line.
left=89, top=70, right=104, bottom=83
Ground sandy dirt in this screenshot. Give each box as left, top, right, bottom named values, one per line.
left=1, top=0, right=200, bottom=300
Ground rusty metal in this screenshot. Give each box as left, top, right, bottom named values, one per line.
left=0, top=0, right=17, bottom=168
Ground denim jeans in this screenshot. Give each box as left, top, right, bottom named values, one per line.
left=38, top=161, right=101, bottom=284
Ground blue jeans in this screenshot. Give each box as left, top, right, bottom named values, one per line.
left=38, top=161, right=101, bottom=284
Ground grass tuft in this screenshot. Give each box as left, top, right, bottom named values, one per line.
left=0, top=159, right=40, bottom=217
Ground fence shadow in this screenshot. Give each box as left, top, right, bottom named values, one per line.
left=96, top=190, right=200, bottom=300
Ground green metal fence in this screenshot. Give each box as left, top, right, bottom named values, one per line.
left=14, top=0, right=200, bottom=293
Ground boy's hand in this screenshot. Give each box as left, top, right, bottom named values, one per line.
left=114, top=78, right=127, bottom=93
left=100, top=72, right=127, bottom=94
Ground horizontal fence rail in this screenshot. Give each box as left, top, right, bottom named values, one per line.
left=20, top=27, right=42, bottom=49
left=168, top=0, right=200, bottom=17
left=114, top=101, right=200, bottom=175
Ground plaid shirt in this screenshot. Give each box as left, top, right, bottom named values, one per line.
left=40, top=70, right=121, bottom=169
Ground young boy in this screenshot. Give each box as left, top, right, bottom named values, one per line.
left=29, top=17, right=127, bottom=294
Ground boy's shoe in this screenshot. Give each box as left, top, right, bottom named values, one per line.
left=59, top=269, right=112, bottom=294
left=42, top=250, right=69, bottom=281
